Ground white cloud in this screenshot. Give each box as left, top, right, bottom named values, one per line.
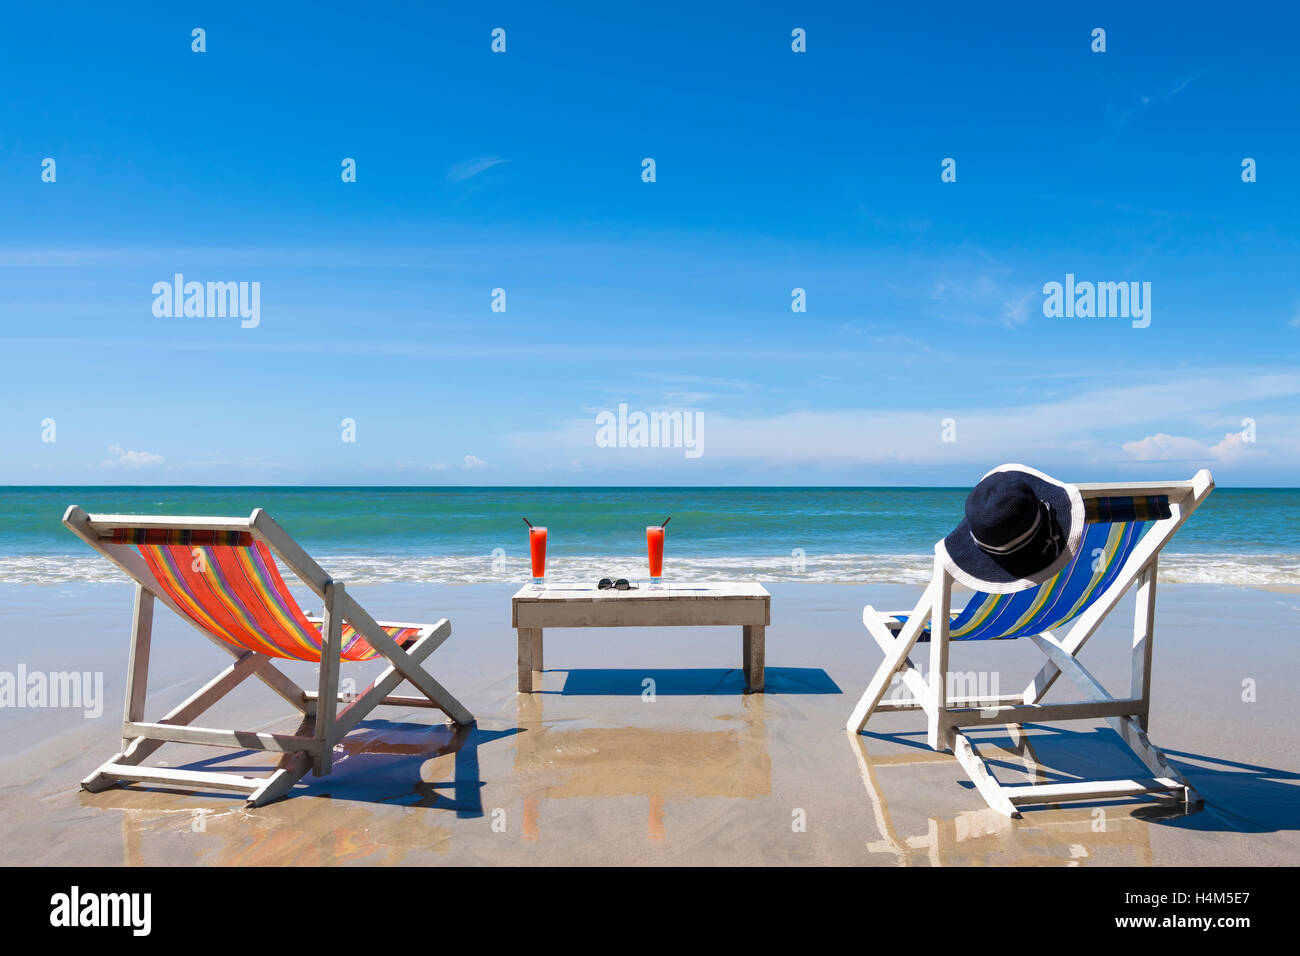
left=922, top=268, right=1037, bottom=329
left=1121, top=433, right=1208, bottom=461
left=1208, top=430, right=1256, bottom=462
left=102, top=445, right=164, bottom=468
left=512, top=371, right=1299, bottom=473
left=446, top=157, right=509, bottom=183
left=463, top=454, right=487, bottom=469
left=1108, top=74, right=1200, bottom=137
left=664, top=391, right=711, bottom=404
left=1002, top=290, right=1036, bottom=326
left=1123, top=428, right=1259, bottom=463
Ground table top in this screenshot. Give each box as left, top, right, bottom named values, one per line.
left=511, top=582, right=769, bottom=603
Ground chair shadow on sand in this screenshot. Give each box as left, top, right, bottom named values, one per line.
left=851, top=722, right=1299, bottom=866
left=302, top=718, right=519, bottom=815
left=94, top=716, right=516, bottom=818
left=82, top=718, right=517, bottom=865
left=188, top=717, right=518, bottom=816
left=975, top=724, right=1300, bottom=834
left=1136, top=747, right=1300, bottom=834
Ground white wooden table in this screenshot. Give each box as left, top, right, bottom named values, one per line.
left=511, top=582, right=771, bottom=693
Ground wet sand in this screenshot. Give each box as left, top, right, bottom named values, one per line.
left=0, top=581, right=1296, bottom=866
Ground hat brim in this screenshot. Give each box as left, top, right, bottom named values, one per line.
left=937, top=464, right=1085, bottom=594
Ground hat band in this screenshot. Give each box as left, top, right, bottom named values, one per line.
left=970, top=503, right=1043, bottom=555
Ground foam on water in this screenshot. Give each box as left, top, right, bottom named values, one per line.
left=2, top=552, right=1295, bottom=587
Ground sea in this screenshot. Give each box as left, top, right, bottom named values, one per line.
left=1, top=486, right=1296, bottom=587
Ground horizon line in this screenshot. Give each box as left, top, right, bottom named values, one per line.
left=2, top=483, right=1292, bottom=492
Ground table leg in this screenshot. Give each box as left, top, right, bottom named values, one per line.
left=743, top=624, right=765, bottom=693
left=517, top=627, right=543, bottom=693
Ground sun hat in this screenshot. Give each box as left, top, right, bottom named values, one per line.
left=937, top=463, right=1085, bottom=593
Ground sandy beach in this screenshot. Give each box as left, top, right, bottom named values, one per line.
left=1, top=580, right=1295, bottom=866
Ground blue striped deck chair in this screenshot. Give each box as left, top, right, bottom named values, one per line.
left=846, top=470, right=1214, bottom=818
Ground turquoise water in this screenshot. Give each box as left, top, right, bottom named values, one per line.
left=1, top=486, right=1296, bottom=585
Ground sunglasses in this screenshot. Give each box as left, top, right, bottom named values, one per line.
left=598, top=578, right=637, bottom=590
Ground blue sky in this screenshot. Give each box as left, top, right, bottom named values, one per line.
left=1, top=2, right=1297, bottom=486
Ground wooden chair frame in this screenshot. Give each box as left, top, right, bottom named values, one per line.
left=846, top=470, right=1214, bottom=817
left=64, top=505, right=474, bottom=807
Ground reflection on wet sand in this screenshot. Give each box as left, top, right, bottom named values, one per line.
left=96, top=790, right=452, bottom=866
left=514, top=691, right=771, bottom=841
left=83, top=719, right=499, bottom=865
left=849, top=728, right=1166, bottom=866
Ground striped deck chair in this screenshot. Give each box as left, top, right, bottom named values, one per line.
left=846, top=470, right=1214, bottom=818
left=64, top=506, right=473, bottom=807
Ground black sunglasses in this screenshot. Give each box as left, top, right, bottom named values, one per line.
left=598, top=578, right=637, bottom=590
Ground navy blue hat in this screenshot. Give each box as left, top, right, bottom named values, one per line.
left=938, top=464, right=1084, bottom=593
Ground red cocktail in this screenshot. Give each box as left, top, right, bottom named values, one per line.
left=529, top=527, right=547, bottom=586
left=646, top=525, right=665, bottom=586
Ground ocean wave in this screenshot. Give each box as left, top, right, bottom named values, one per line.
left=1, top=552, right=1298, bottom=587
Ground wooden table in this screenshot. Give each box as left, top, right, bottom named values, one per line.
left=511, top=582, right=771, bottom=693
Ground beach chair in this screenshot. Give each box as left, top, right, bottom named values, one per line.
left=63, top=506, right=473, bottom=806
left=846, top=470, right=1213, bottom=817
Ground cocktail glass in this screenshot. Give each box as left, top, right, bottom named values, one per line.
left=646, top=525, right=665, bottom=588
left=529, top=527, right=547, bottom=587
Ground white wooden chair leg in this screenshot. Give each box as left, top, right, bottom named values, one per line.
left=313, top=581, right=343, bottom=776
left=927, top=570, right=953, bottom=753
left=848, top=638, right=919, bottom=733
left=1112, top=717, right=1201, bottom=805
left=121, top=585, right=154, bottom=750
left=1131, top=561, right=1157, bottom=732
left=246, top=752, right=313, bottom=808
left=862, top=611, right=932, bottom=709
left=952, top=731, right=1020, bottom=818
left=82, top=755, right=131, bottom=793
left=847, top=581, right=937, bottom=733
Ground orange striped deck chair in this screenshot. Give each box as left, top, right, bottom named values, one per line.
left=847, top=470, right=1214, bottom=817
left=64, top=506, right=473, bottom=806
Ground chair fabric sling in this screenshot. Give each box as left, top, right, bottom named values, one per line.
left=900, top=495, right=1171, bottom=643
left=108, top=528, right=418, bottom=662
